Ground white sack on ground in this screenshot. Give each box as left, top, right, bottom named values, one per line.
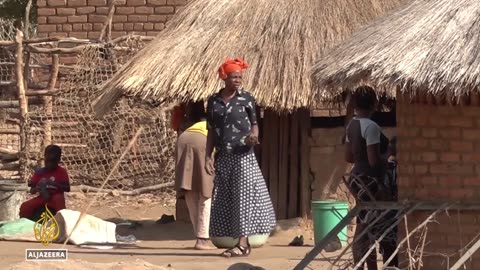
left=54, top=209, right=117, bottom=245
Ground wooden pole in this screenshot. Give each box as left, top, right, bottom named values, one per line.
left=40, top=54, right=59, bottom=166
left=15, top=30, right=28, bottom=184
left=23, top=0, right=33, bottom=39
left=450, top=237, right=480, bottom=270
left=99, top=0, right=116, bottom=42
left=22, top=0, right=33, bottom=97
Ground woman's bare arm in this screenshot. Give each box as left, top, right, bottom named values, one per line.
left=366, top=143, right=381, bottom=168
left=250, top=124, right=259, bottom=137
left=206, top=130, right=215, bottom=159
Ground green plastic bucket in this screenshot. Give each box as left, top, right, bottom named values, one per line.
left=311, top=201, right=349, bottom=245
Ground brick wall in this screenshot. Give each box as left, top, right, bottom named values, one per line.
left=36, top=0, right=188, bottom=38
left=397, top=93, right=480, bottom=269
left=397, top=97, right=480, bottom=201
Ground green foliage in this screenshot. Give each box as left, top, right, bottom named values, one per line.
left=0, top=0, right=37, bottom=21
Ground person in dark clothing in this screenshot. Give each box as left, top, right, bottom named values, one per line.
left=377, top=136, right=399, bottom=267
left=345, top=86, right=397, bottom=270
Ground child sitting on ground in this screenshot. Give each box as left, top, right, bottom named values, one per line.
left=19, top=145, right=70, bottom=221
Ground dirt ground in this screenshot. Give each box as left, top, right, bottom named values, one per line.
left=0, top=192, right=345, bottom=270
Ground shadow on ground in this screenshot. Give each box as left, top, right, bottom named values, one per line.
left=69, top=250, right=219, bottom=257
left=106, top=218, right=196, bottom=241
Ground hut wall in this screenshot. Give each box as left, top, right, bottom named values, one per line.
left=397, top=94, right=480, bottom=269
left=36, top=0, right=187, bottom=39
left=260, top=109, right=311, bottom=220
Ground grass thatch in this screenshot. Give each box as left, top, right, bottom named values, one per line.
left=93, top=0, right=409, bottom=117
left=311, top=0, right=480, bottom=102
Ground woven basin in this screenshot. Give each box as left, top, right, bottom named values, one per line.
left=211, top=234, right=269, bottom=249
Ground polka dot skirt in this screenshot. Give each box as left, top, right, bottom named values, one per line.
left=210, top=151, right=276, bottom=238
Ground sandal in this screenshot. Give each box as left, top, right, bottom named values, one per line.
left=221, top=244, right=251, bottom=258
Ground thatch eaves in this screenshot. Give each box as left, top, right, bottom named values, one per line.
left=311, top=0, right=480, bottom=102
left=92, top=0, right=409, bottom=117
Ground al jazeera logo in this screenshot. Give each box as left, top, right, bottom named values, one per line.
left=25, top=204, right=68, bottom=261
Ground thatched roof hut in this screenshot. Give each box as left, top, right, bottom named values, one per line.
left=93, top=0, right=409, bottom=117
left=311, top=1, right=480, bottom=268
left=311, top=0, right=480, bottom=102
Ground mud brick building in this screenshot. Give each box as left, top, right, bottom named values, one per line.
left=36, top=0, right=187, bottom=39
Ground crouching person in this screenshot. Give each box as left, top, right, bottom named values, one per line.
left=20, top=145, right=70, bottom=221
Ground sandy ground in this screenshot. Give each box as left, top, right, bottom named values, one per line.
left=0, top=193, right=347, bottom=270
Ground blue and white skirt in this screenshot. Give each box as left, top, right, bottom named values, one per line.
left=210, top=151, right=276, bottom=238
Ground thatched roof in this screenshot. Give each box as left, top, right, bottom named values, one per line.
left=311, top=0, right=480, bottom=102
left=93, top=0, right=409, bottom=117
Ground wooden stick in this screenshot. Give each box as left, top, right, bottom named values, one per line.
left=0, top=147, right=19, bottom=155
left=26, top=44, right=100, bottom=54
left=23, top=53, right=32, bottom=105
left=450, top=236, right=480, bottom=270
left=16, top=113, right=86, bottom=120
left=42, top=54, right=59, bottom=155
left=356, top=201, right=476, bottom=211
left=25, top=89, right=58, bottom=96
left=110, top=35, right=155, bottom=44
left=61, top=127, right=144, bottom=248
left=99, top=0, right=116, bottom=42
left=23, top=0, right=33, bottom=39
left=0, top=37, right=91, bottom=47
left=0, top=62, right=62, bottom=70
left=405, top=216, right=413, bottom=270
left=417, top=226, right=428, bottom=270
left=0, top=81, right=16, bottom=86
left=15, top=32, right=27, bottom=118
left=15, top=30, right=29, bottom=184
left=0, top=99, right=44, bottom=108
left=71, top=182, right=174, bottom=195
left=0, top=129, right=20, bottom=134
left=55, top=143, right=88, bottom=148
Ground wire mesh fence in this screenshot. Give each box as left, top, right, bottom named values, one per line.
left=0, top=18, right=177, bottom=195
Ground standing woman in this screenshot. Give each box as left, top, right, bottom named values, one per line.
left=205, top=58, right=276, bottom=258
left=345, top=86, right=395, bottom=270
left=175, top=101, right=216, bottom=250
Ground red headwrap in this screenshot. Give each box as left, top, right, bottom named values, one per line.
left=218, top=58, right=249, bottom=80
